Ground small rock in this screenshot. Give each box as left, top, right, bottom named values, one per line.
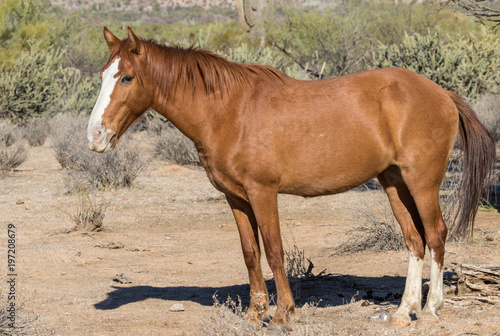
left=294, top=222, right=301, bottom=226
left=107, top=241, right=124, bottom=249
left=485, top=235, right=494, bottom=242
left=113, top=273, right=132, bottom=284
left=16, top=199, right=24, bottom=204
left=169, top=303, right=185, bottom=312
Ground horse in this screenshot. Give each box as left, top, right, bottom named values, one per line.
left=86, top=27, right=495, bottom=331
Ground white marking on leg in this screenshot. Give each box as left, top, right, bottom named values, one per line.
left=87, top=58, right=121, bottom=147
left=421, top=249, right=444, bottom=319
left=392, top=251, right=423, bottom=322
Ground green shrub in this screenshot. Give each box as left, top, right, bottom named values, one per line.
left=0, top=41, right=67, bottom=122
left=0, top=0, right=70, bottom=67
left=264, top=5, right=372, bottom=79
left=0, top=40, right=100, bottom=123
left=222, top=42, right=307, bottom=79
left=373, top=31, right=500, bottom=98
left=61, top=68, right=100, bottom=114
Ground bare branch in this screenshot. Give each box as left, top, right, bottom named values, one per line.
left=433, top=0, right=500, bottom=28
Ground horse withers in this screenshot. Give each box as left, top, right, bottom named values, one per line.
left=86, top=27, right=496, bottom=331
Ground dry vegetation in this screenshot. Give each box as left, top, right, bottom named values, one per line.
left=62, top=189, right=111, bottom=232
left=0, top=121, right=28, bottom=171
left=50, top=114, right=151, bottom=191
left=51, top=0, right=236, bottom=11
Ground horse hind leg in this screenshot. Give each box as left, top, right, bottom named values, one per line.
left=400, top=164, right=448, bottom=327
left=377, top=166, right=426, bottom=327
left=405, top=183, right=447, bottom=326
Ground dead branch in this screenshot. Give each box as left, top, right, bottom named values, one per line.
left=433, top=0, right=500, bottom=29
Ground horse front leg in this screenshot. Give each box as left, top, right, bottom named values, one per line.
left=246, top=185, right=294, bottom=331
left=226, top=195, right=269, bottom=323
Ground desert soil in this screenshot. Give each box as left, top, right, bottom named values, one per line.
left=1, top=139, right=499, bottom=336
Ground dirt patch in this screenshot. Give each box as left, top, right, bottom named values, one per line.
left=1, top=142, right=499, bottom=335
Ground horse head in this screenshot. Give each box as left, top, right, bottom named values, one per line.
left=87, top=27, right=153, bottom=152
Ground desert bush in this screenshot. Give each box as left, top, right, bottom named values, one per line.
left=283, top=227, right=317, bottom=279
left=223, top=42, right=308, bottom=80
left=336, top=185, right=406, bottom=255
left=373, top=30, right=500, bottom=98
left=50, top=114, right=150, bottom=190
left=0, top=293, right=40, bottom=336
left=22, top=118, right=50, bottom=147
left=0, top=41, right=68, bottom=123
left=0, top=0, right=68, bottom=67
left=265, top=5, right=372, bottom=79
left=61, top=68, right=100, bottom=114
left=0, top=121, right=28, bottom=171
left=0, top=120, right=23, bottom=147
left=473, top=94, right=500, bottom=143
left=0, top=40, right=100, bottom=123
left=153, top=119, right=200, bottom=166
left=63, top=188, right=110, bottom=232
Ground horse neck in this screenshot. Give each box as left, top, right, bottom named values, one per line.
left=151, top=81, right=230, bottom=146
left=145, top=45, right=247, bottom=146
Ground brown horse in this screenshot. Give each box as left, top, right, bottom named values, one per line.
left=87, top=27, right=495, bottom=330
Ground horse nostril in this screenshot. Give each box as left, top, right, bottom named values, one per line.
left=94, top=129, right=104, bottom=142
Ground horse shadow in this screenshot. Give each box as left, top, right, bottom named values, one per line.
left=94, top=274, right=407, bottom=311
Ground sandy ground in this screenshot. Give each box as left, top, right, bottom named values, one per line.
left=1, top=140, right=499, bottom=336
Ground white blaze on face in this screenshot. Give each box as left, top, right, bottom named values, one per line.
left=87, top=57, right=121, bottom=150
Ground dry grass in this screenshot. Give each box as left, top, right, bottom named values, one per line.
left=62, top=188, right=111, bottom=232
left=201, top=295, right=337, bottom=336
left=0, top=121, right=28, bottom=171
left=23, top=118, right=50, bottom=147
left=50, top=114, right=151, bottom=191
left=0, top=291, right=44, bottom=336
left=201, top=295, right=262, bottom=336
left=283, top=227, right=318, bottom=280
left=336, top=185, right=406, bottom=255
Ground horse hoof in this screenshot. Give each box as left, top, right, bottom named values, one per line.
left=389, top=316, right=411, bottom=328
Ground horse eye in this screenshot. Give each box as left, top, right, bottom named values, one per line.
left=121, top=75, right=133, bottom=84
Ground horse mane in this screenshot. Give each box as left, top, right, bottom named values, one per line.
left=110, top=38, right=287, bottom=100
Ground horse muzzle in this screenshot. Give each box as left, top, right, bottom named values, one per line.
left=87, top=126, right=116, bottom=153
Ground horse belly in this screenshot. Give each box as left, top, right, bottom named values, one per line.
left=277, top=137, right=392, bottom=197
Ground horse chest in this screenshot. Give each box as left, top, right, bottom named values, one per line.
left=197, top=150, right=248, bottom=201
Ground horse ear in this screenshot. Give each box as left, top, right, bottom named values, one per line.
left=103, top=26, right=121, bottom=52
left=127, top=27, right=143, bottom=55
